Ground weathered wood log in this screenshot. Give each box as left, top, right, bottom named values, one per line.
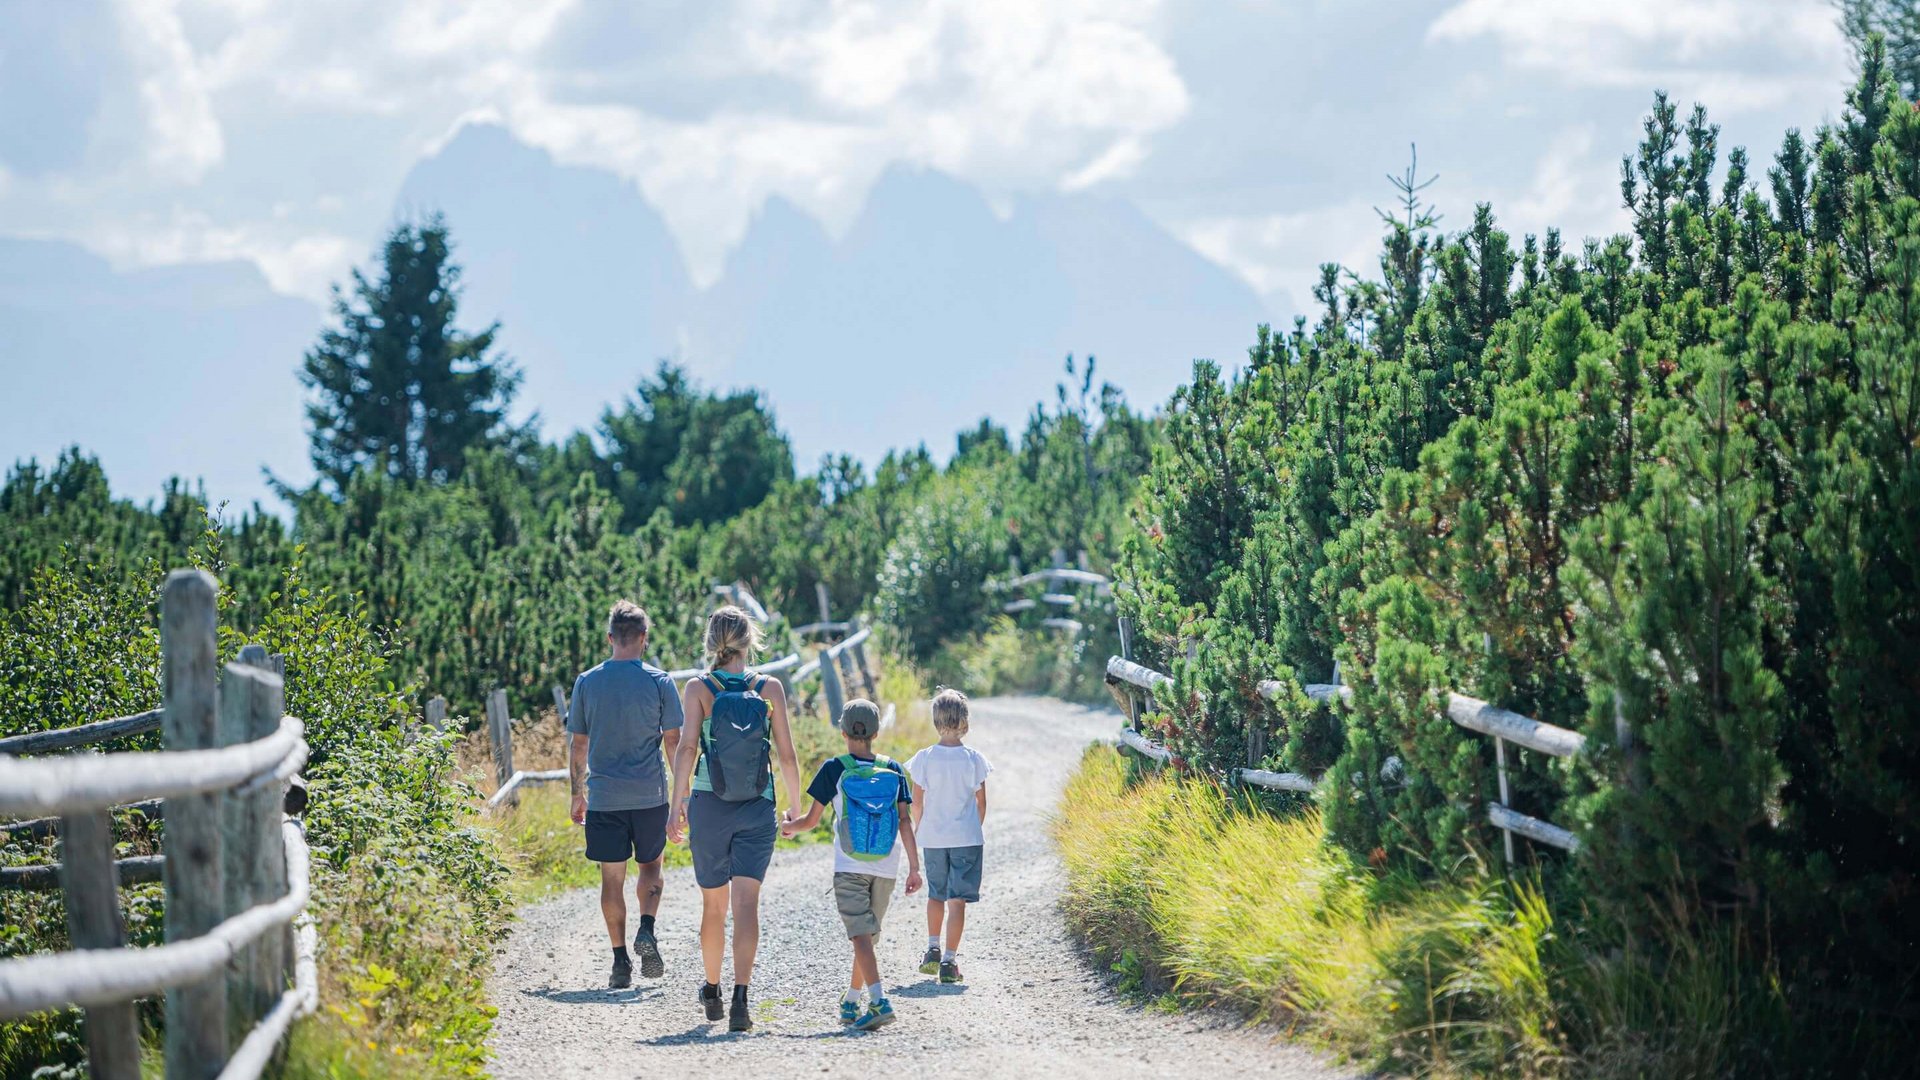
left=424, top=696, right=447, bottom=731
left=1235, top=768, right=1315, bottom=793
left=1445, top=693, right=1585, bottom=758
left=485, top=768, right=570, bottom=808
left=162, top=569, right=228, bottom=1078
left=819, top=644, right=846, bottom=725
left=551, top=685, right=568, bottom=721
left=1040, top=617, right=1084, bottom=633
left=0, top=799, right=161, bottom=840
left=0, top=709, right=165, bottom=757
left=1105, top=655, right=1172, bottom=692
left=60, top=810, right=142, bottom=1079
left=222, top=662, right=287, bottom=1040
left=486, top=690, right=515, bottom=807
left=846, top=618, right=876, bottom=698
left=0, top=717, right=302, bottom=817
left=1, top=855, right=163, bottom=891
left=1116, top=727, right=1170, bottom=764
left=1487, top=802, right=1580, bottom=852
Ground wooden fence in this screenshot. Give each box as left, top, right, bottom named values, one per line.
left=985, top=549, right=1111, bottom=635
left=1105, top=614, right=1583, bottom=862
left=0, top=569, right=318, bottom=1079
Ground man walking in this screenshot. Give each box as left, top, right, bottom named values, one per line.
left=569, top=600, right=684, bottom=989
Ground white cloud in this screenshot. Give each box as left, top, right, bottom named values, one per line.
left=116, top=0, right=224, bottom=180
left=1430, top=0, right=1849, bottom=112
left=1179, top=198, right=1382, bottom=316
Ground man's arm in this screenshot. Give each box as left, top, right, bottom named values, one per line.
left=568, top=733, right=590, bottom=825
left=764, top=680, right=803, bottom=820
left=897, top=808, right=923, bottom=894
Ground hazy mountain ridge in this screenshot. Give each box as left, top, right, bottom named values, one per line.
left=2, top=123, right=1274, bottom=502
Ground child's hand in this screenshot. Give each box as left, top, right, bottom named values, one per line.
left=905, top=868, right=923, bottom=895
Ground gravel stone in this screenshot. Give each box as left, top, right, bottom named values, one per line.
left=488, top=696, right=1355, bottom=1079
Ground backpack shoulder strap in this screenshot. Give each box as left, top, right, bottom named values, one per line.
left=701, top=673, right=726, bottom=696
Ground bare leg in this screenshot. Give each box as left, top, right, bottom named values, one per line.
left=699, top=886, right=728, bottom=986
left=729, top=877, right=762, bottom=985
left=850, top=933, right=880, bottom=989
left=926, top=897, right=945, bottom=941
left=634, top=858, right=664, bottom=920
left=598, top=862, right=628, bottom=948
left=944, top=900, right=967, bottom=954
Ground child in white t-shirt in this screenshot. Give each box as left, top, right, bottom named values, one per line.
left=905, top=689, right=993, bottom=984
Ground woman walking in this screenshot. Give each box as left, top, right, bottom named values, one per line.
left=666, top=605, right=802, bottom=1031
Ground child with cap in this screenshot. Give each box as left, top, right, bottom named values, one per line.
left=780, top=698, right=922, bottom=1030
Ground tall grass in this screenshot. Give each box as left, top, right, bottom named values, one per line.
left=1054, top=747, right=1890, bottom=1078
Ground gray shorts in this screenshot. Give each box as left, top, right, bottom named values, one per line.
left=687, top=792, right=776, bottom=889
left=924, top=845, right=983, bottom=902
left=834, top=872, right=894, bottom=939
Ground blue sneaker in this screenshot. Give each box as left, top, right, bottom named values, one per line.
left=839, top=999, right=860, bottom=1025
left=853, top=998, right=896, bottom=1031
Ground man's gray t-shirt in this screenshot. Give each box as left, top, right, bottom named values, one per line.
left=566, top=660, right=684, bottom=811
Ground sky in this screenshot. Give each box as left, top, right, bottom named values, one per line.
left=0, top=0, right=1854, bottom=508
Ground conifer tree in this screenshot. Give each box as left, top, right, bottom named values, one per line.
left=301, top=219, right=521, bottom=491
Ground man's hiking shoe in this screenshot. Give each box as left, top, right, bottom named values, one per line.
left=918, top=946, right=941, bottom=975
left=609, top=955, right=632, bottom=990
left=853, top=998, right=896, bottom=1031
left=728, top=986, right=753, bottom=1032
left=633, top=929, right=664, bottom=979
left=700, top=982, right=724, bottom=1022
left=839, top=999, right=861, bottom=1024
left=939, top=959, right=962, bottom=984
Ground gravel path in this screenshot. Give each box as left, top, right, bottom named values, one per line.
left=488, top=696, right=1353, bottom=1079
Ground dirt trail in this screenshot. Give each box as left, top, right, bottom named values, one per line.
left=486, top=696, right=1352, bottom=1079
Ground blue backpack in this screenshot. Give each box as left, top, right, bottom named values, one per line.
left=700, top=672, right=771, bottom=802
left=835, top=754, right=904, bottom=861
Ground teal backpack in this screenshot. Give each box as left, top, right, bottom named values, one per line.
left=835, top=755, right=904, bottom=861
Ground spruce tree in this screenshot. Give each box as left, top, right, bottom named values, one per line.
left=300, top=218, right=521, bottom=491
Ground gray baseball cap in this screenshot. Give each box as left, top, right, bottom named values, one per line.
left=839, top=698, right=882, bottom=739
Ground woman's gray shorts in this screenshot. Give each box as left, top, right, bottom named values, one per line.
left=687, top=791, right=777, bottom=889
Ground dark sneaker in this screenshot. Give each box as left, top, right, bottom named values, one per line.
left=853, top=998, right=896, bottom=1031
left=609, top=955, right=632, bottom=990
left=839, top=999, right=860, bottom=1024
left=700, top=982, right=724, bottom=1022
left=939, top=959, right=962, bottom=984
left=633, top=929, right=664, bottom=979
left=728, top=986, right=753, bottom=1032
left=918, top=946, right=941, bottom=975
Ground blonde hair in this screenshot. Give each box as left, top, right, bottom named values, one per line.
left=606, top=600, right=651, bottom=645
left=931, top=688, right=970, bottom=736
left=704, top=605, right=763, bottom=668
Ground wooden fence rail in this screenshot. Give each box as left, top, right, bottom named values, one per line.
left=1104, top=615, right=1584, bottom=860
left=0, top=570, right=318, bottom=1079
left=984, top=553, right=1112, bottom=637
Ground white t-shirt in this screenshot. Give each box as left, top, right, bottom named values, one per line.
left=906, top=743, right=994, bottom=849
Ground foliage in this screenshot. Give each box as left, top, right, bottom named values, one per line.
left=300, top=218, right=525, bottom=491
left=1112, top=47, right=1918, bottom=1067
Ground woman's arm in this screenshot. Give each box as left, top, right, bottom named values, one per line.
left=764, top=679, right=803, bottom=819
left=667, top=680, right=705, bottom=844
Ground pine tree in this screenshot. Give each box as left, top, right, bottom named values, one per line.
left=301, top=219, right=521, bottom=491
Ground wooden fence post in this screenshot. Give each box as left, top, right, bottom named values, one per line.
left=820, top=648, right=846, bottom=726
left=425, top=696, right=448, bottom=731
left=552, top=685, right=568, bottom=722
left=847, top=618, right=877, bottom=698
left=815, top=582, right=832, bottom=625
left=162, top=569, right=228, bottom=1079
left=1116, top=617, right=1139, bottom=727
left=221, top=657, right=287, bottom=1040
left=60, top=809, right=141, bottom=1080
left=486, top=690, right=515, bottom=805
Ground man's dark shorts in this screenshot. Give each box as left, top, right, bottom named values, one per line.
left=584, top=805, right=669, bottom=864
left=687, top=791, right=777, bottom=889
